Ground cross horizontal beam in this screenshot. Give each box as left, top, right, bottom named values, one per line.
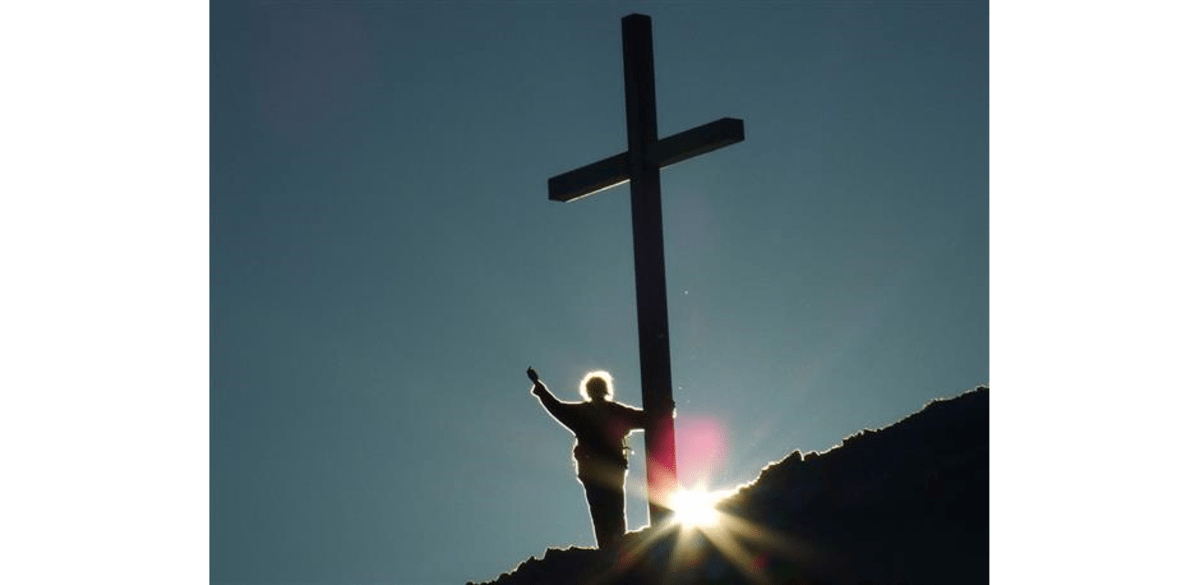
left=548, top=117, right=744, bottom=203
left=547, top=152, right=629, bottom=203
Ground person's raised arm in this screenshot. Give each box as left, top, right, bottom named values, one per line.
left=527, top=367, right=573, bottom=426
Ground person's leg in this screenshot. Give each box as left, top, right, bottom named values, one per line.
left=580, top=479, right=606, bottom=547
left=599, top=480, right=626, bottom=546
left=580, top=463, right=627, bottom=548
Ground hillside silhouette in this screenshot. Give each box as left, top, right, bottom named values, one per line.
left=470, top=386, right=988, bottom=585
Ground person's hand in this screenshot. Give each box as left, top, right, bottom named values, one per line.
left=527, top=367, right=544, bottom=395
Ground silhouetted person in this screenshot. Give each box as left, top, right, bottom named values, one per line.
left=528, top=367, right=647, bottom=549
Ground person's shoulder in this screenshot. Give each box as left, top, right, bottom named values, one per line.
left=609, top=401, right=643, bottom=413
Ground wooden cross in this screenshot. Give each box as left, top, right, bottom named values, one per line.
left=547, top=13, right=745, bottom=527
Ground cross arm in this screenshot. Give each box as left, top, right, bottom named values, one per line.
left=548, top=152, right=630, bottom=203
left=547, top=117, right=744, bottom=203
left=649, top=117, right=744, bottom=169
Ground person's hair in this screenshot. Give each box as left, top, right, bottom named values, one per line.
left=579, top=370, right=614, bottom=401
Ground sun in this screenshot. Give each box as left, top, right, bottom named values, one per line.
left=669, top=488, right=721, bottom=528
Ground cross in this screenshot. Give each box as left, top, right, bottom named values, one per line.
left=547, top=13, right=745, bottom=527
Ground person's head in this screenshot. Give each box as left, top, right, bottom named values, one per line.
left=579, top=370, right=614, bottom=402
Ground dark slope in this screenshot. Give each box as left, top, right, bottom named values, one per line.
left=472, top=386, right=988, bottom=585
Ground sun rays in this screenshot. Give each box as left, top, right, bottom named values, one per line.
left=590, top=481, right=807, bottom=585
left=669, top=488, right=721, bottom=528
left=571, top=409, right=810, bottom=584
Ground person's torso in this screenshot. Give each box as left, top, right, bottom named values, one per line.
left=569, top=402, right=635, bottom=463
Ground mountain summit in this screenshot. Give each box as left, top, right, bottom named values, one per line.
left=471, top=386, right=988, bottom=585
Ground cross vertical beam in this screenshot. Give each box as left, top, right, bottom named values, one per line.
left=546, top=13, right=745, bottom=528
left=620, top=13, right=676, bottom=526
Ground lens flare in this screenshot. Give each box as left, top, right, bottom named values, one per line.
left=670, top=488, right=720, bottom=527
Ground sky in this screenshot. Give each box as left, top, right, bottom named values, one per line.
left=210, top=2, right=987, bottom=584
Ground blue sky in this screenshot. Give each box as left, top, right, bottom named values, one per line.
left=210, top=2, right=986, bottom=583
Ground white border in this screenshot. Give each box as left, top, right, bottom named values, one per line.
left=0, top=2, right=209, bottom=584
